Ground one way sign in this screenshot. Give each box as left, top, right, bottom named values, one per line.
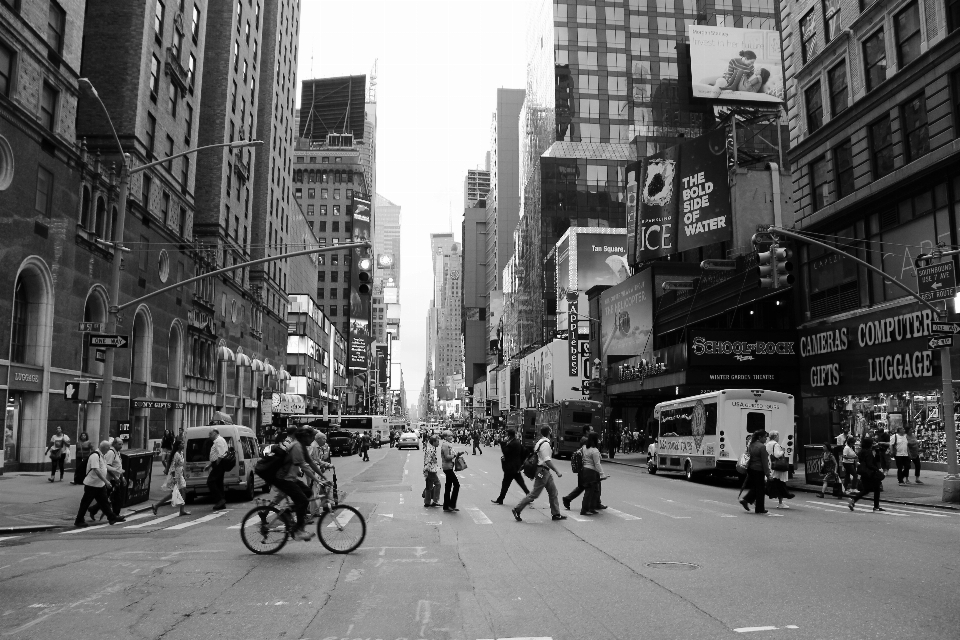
left=932, top=323, right=960, bottom=334
left=928, top=336, right=953, bottom=349
left=87, top=334, right=129, bottom=349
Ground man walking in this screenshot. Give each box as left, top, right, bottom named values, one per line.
left=90, top=437, right=126, bottom=519
left=204, top=428, right=229, bottom=510
left=74, top=440, right=124, bottom=527
left=492, top=428, right=528, bottom=505
left=471, top=430, right=483, bottom=455
left=360, top=432, right=371, bottom=461
left=512, top=426, right=566, bottom=522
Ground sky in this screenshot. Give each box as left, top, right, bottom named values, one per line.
left=296, top=0, right=534, bottom=407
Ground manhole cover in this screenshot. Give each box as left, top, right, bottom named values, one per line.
left=646, top=562, right=700, bottom=571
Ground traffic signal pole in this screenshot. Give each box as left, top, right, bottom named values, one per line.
left=766, top=225, right=958, bottom=503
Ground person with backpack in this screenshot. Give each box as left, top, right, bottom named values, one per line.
left=562, top=427, right=595, bottom=512
left=272, top=428, right=329, bottom=540
left=579, top=432, right=607, bottom=515
left=511, top=426, right=566, bottom=522
left=73, top=440, right=124, bottom=527
left=491, top=428, right=528, bottom=505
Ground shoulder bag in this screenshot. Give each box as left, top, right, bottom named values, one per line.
left=522, top=441, right=545, bottom=479
left=771, top=444, right=790, bottom=472
left=454, top=454, right=467, bottom=472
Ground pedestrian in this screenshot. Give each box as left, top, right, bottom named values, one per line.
left=890, top=426, right=911, bottom=486
left=151, top=438, right=190, bottom=517
left=360, top=432, right=370, bottom=461
left=738, top=430, right=770, bottom=515
left=764, top=431, right=794, bottom=508
left=73, top=440, right=124, bottom=527
left=876, top=427, right=891, bottom=472
left=71, top=432, right=94, bottom=485
left=511, top=426, right=566, bottom=522
left=45, top=426, right=70, bottom=482
left=906, top=427, right=923, bottom=485
left=848, top=436, right=885, bottom=512
left=440, top=430, right=462, bottom=512
left=492, top=428, right=529, bottom=505
left=423, top=434, right=441, bottom=507
left=389, top=430, right=396, bottom=448
left=841, top=436, right=858, bottom=493
left=608, top=429, right=620, bottom=459
left=204, top=428, right=229, bottom=511
left=562, top=428, right=593, bottom=511
left=471, top=430, right=482, bottom=455
left=309, top=432, right=335, bottom=516
left=89, top=437, right=126, bottom=520
left=817, top=443, right=839, bottom=499
left=579, top=432, right=608, bottom=515
left=160, top=430, right=175, bottom=474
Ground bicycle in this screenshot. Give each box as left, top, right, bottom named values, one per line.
left=239, top=480, right=366, bottom=555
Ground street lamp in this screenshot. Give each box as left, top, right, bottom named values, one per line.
left=80, top=78, right=264, bottom=446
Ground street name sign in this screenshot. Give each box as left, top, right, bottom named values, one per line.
left=78, top=322, right=104, bottom=332
left=932, top=323, right=960, bottom=334
left=88, top=334, right=129, bottom=348
left=917, top=262, right=956, bottom=301
left=928, top=336, right=953, bottom=349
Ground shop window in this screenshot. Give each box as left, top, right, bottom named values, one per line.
left=901, top=93, right=929, bottom=162
left=863, top=29, right=886, bottom=92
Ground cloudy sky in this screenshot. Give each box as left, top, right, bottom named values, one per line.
left=296, top=0, right=534, bottom=408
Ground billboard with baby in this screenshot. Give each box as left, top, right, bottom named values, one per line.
left=688, top=26, right=784, bottom=104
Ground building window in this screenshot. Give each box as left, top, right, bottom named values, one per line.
left=187, top=53, right=196, bottom=87
left=47, top=1, right=66, bottom=55
left=161, top=191, right=171, bottom=224
left=333, top=189, right=340, bottom=200
left=834, top=139, right=854, bottom=199
left=805, top=82, right=823, bottom=133
left=894, top=2, right=922, bottom=68
left=869, top=116, right=895, bottom=179
left=35, top=166, right=53, bottom=217
left=810, top=156, right=834, bottom=211
left=333, top=205, right=340, bottom=216
left=150, top=54, right=160, bottom=99
left=184, top=102, right=193, bottom=143
left=178, top=207, right=186, bottom=236
left=800, top=10, right=818, bottom=64
left=827, top=60, right=848, bottom=116
left=823, top=0, right=841, bottom=42
left=192, top=4, right=200, bottom=42
left=181, top=155, right=189, bottom=189
left=901, top=93, right=929, bottom=162
left=154, top=0, right=165, bottom=40
left=331, top=272, right=338, bottom=283
left=168, top=82, right=178, bottom=116
left=863, top=29, right=886, bottom=92
left=10, top=279, right=28, bottom=364
left=307, top=188, right=315, bottom=198
left=0, top=41, right=14, bottom=98
left=233, top=40, right=239, bottom=71
left=146, top=112, right=156, bottom=152
left=39, top=82, right=58, bottom=131
left=142, top=174, right=152, bottom=207
left=320, top=205, right=327, bottom=216
left=948, top=0, right=960, bottom=34
left=307, top=204, right=314, bottom=215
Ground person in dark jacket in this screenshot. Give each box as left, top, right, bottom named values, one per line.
left=491, top=428, right=529, bottom=504
left=739, top=430, right=770, bottom=514
left=848, top=436, right=885, bottom=512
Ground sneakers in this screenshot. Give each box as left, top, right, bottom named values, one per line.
left=904, top=479, right=911, bottom=484
left=293, top=528, right=315, bottom=541
left=596, top=505, right=608, bottom=510
left=898, top=482, right=905, bottom=486
left=847, top=499, right=855, bottom=511
left=552, top=514, right=567, bottom=521
left=915, top=479, right=925, bottom=485
left=873, top=507, right=886, bottom=512
left=511, top=508, right=522, bottom=522
left=776, top=503, right=790, bottom=509
left=562, top=498, right=571, bottom=510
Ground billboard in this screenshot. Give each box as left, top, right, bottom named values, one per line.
left=635, top=144, right=680, bottom=263
left=375, top=344, right=389, bottom=391
left=689, top=26, right=784, bottom=104
left=349, top=195, right=372, bottom=371
left=625, top=162, right=640, bottom=266
left=521, top=340, right=590, bottom=409
left=556, top=228, right=628, bottom=332
left=600, top=269, right=654, bottom=366
left=677, top=129, right=732, bottom=253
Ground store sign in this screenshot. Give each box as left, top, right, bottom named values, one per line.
left=8, top=364, right=43, bottom=392
left=799, top=304, right=940, bottom=394
left=686, top=330, right=798, bottom=387
left=568, top=300, right=579, bottom=377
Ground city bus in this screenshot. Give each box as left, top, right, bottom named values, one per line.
left=535, top=400, right=604, bottom=459
left=506, top=408, right=538, bottom=455
left=334, top=415, right=389, bottom=445
left=648, top=389, right=795, bottom=480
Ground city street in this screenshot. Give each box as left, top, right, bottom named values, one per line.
left=0, top=445, right=956, bottom=640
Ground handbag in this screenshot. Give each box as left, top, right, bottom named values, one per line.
left=772, top=458, right=790, bottom=472
left=454, top=454, right=467, bottom=472
left=171, top=485, right=185, bottom=507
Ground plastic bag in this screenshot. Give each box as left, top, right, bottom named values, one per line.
left=171, top=485, right=185, bottom=507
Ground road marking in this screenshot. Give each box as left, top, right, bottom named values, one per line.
left=604, top=507, right=641, bottom=521
left=327, top=509, right=356, bottom=528
left=564, top=512, right=590, bottom=522
left=0, top=537, right=21, bottom=544
left=165, top=510, right=231, bottom=530
left=464, top=507, right=492, bottom=524
left=807, top=501, right=907, bottom=516
left=735, top=626, right=798, bottom=633
left=879, top=505, right=950, bottom=518
left=628, top=503, right=691, bottom=519
left=60, top=510, right=152, bottom=534
left=125, top=513, right=182, bottom=529
left=226, top=517, right=263, bottom=530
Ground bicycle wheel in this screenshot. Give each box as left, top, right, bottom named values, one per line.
left=316, top=504, right=366, bottom=554
left=240, top=505, right=290, bottom=555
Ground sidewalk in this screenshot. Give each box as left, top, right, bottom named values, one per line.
left=0, top=461, right=170, bottom=533
left=603, top=452, right=959, bottom=510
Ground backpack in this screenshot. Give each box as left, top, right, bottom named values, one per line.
left=571, top=447, right=584, bottom=474
left=254, top=444, right=287, bottom=483
left=219, top=449, right=237, bottom=472
left=522, top=441, right=546, bottom=479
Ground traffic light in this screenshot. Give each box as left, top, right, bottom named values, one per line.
left=356, top=253, right=373, bottom=296
left=757, top=243, right=794, bottom=288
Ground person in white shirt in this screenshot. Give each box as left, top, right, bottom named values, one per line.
left=203, top=429, right=229, bottom=510
left=89, top=438, right=126, bottom=519
left=890, top=426, right=912, bottom=486
left=45, top=426, right=71, bottom=482
left=841, top=436, right=858, bottom=493
left=73, top=440, right=124, bottom=527
left=511, top=426, right=566, bottom=522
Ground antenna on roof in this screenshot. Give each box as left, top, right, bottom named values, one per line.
left=368, top=59, right=378, bottom=103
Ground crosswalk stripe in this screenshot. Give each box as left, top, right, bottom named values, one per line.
left=124, top=513, right=181, bottom=529
left=628, top=503, right=691, bottom=519
left=226, top=518, right=259, bottom=530
left=879, top=505, right=951, bottom=517
left=564, top=512, right=590, bottom=522
left=165, top=510, right=231, bottom=530
left=604, top=507, right=641, bottom=521
left=0, top=537, right=21, bottom=544
left=60, top=511, right=153, bottom=534
left=464, top=507, right=493, bottom=524
left=326, top=509, right=355, bottom=529
left=807, top=501, right=907, bottom=516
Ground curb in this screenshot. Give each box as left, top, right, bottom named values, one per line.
left=0, top=524, right=60, bottom=534
left=606, top=457, right=960, bottom=511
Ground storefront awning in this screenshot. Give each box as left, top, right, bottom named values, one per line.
left=250, top=358, right=265, bottom=372
left=235, top=353, right=252, bottom=367
left=217, top=345, right=236, bottom=362
left=264, top=363, right=277, bottom=377
left=277, top=367, right=291, bottom=381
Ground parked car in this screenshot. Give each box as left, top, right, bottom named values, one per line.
left=327, top=430, right=359, bottom=456
left=396, top=432, right=420, bottom=450
left=182, top=424, right=267, bottom=502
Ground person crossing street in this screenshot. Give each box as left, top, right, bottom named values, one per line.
left=492, top=428, right=528, bottom=505
left=512, top=426, right=566, bottom=522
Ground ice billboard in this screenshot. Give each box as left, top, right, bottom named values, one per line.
left=689, top=26, right=784, bottom=104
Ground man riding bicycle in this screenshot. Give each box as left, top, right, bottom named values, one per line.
left=271, top=427, right=333, bottom=541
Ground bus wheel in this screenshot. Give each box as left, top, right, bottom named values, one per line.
left=684, top=462, right=694, bottom=482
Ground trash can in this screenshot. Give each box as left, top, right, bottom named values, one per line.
left=120, top=449, right=155, bottom=508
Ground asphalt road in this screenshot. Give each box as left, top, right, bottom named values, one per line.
left=0, top=443, right=956, bottom=640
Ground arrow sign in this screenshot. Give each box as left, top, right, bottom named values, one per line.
left=88, top=334, right=129, bottom=349
left=917, top=262, right=956, bottom=301
left=928, top=336, right=953, bottom=349
left=932, top=323, right=960, bottom=334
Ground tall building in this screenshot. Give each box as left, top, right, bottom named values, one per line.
left=463, top=168, right=490, bottom=208
left=424, top=233, right=461, bottom=404
left=373, top=194, right=401, bottom=343
left=462, top=201, right=488, bottom=390
left=782, top=0, right=960, bottom=460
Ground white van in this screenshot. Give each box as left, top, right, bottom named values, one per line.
left=647, top=389, right=795, bottom=480
left=182, top=424, right=267, bottom=502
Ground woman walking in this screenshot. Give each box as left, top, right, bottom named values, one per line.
left=848, top=436, right=884, bottom=512
left=423, top=434, right=441, bottom=507
left=71, top=432, right=94, bottom=485
left=150, top=439, right=190, bottom=517
left=580, top=432, right=607, bottom=515
left=841, top=436, right=858, bottom=493
left=906, top=427, right=923, bottom=485
left=45, top=426, right=70, bottom=482
left=739, top=430, right=770, bottom=514
left=440, top=430, right=462, bottom=512
left=817, top=443, right=839, bottom=499
left=765, top=431, right=794, bottom=507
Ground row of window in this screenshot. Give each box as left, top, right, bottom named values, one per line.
left=293, top=170, right=356, bottom=184
left=295, top=156, right=345, bottom=164
left=298, top=187, right=353, bottom=199
left=305, top=204, right=342, bottom=216
left=309, top=220, right=352, bottom=234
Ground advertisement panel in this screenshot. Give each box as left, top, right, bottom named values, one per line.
left=349, top=195, right=372, bottom=371
left=636, top=144, right=680, bottom=263
left=600, top=269, right=654, bottom=365
left=677, top=129, right=732, bottom=253
left=497, top=367, right=511, bottom=410
left=686, top=329, right=799, bottom=387
left=575, top=233, right=630, bottom=291
left=688, top=25, right=784, bottom=103
left=625, top=162, right=640, bottom=266
left=376, top=344, right=389, bottom=391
